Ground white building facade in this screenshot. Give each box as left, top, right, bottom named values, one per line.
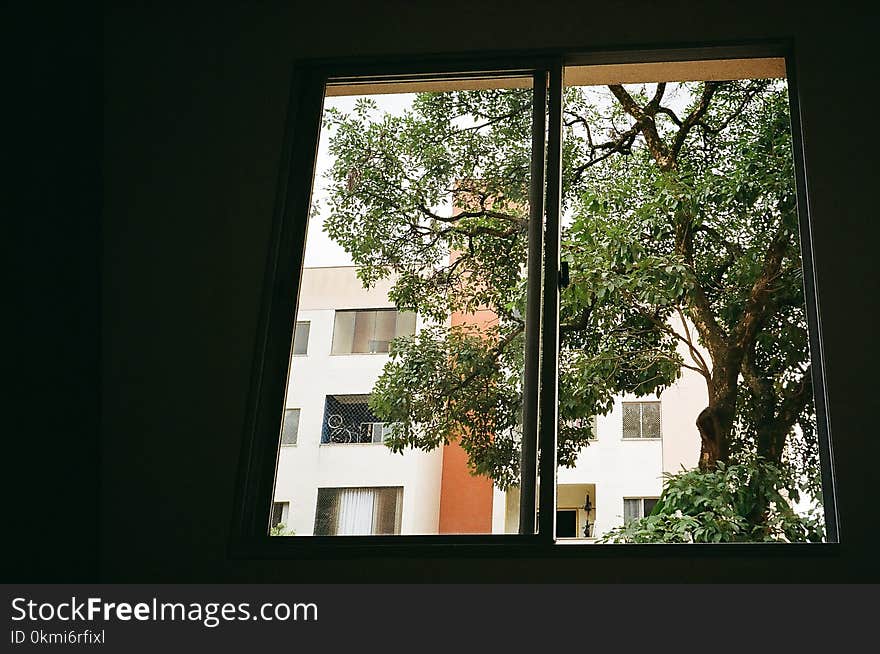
left=272, top=266, right=706, bottom=539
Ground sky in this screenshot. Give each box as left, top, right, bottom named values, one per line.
left=304, top=93, right=416, bottom=268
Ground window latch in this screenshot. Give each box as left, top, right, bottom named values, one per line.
left=559, top=261, right=570, bottom=289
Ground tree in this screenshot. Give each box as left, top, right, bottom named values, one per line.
left=319, top=78, right=820, bottom=531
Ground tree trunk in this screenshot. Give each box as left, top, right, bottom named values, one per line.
left=696, top=400, right=736, bottom=471
left=753, top=372, right=812, bottom=465
left=695, top=365, right=738, bottom=471
left=756, top=424, right=786, bottom=465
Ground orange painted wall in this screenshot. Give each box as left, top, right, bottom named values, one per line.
left=438, top=305, right=497, bottom=534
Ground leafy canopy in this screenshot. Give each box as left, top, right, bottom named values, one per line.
left=319, top=79, right=818, bottom=520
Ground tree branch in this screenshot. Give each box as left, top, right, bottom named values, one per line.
left=734, top=229, right=787, bottom=352
left=670, top=82, right=719, bottom=161
left=608, top=84, right=672, bottom=169
left=674, top=219, right=728, bottom=358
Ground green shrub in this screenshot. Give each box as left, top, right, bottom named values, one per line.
left=599, top=460, right=824, bottom=543
left=270, top=522, right=295, bottom=537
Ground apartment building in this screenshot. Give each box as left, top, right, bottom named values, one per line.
left=272, top=266, right=706, bottom=539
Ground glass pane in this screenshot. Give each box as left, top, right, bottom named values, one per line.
left=351, top=311, right=375, bottom=353
left=557, top=58, right=828, bottom=544
left=272, top=74, right=537, bottom=535
left=271, top=502, right=285, bottom=527
left=280, top=408, right=299, bottom=445
left=331, top=311, right=356, bottom=354
left=622, top=404, right=641, bottom=439
left=373, top=487, right=403, bottom=534
left=623, top=499, right=641, bottom=525
left=312, top=487, right=402, bottom=535
left=292, top=322, right=310, bottom=355
left=641, top=402, right=661, bottom=439
left=372, top=310, right=397, bottom=353
left=313, top=489, right=338, bottom=535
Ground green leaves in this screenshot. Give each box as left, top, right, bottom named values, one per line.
left=269, top=522, right=295, bottom=537
left=369, top=324, right=525, bottom=489
left=321, top=90, right=532, bottom=321
left=321, top=79, right=819, bottom=524
left=600, top=459, right=825, bottom=543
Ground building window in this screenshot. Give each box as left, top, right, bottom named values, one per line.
left=622, top=401, right=661, bottom=439
left=556, top=509, right=578, bottom=538
left=292, top=321, right=310, bottom=356
left=314, top=487, right=403, bottom=535
left=623, top=498, right=659, bottom=525
left=271, top=501, right=289, bottom=528
left=331, top=309, right=416, bottom=355
left=321, top=395, right=389, bottom=444
left=280, top=408, right=300, bottom=446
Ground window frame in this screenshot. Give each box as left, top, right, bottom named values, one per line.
left=280, top=407, right=300, bottom=446
left=230, top=42, right=839, bottom=559
left=271, top=501, right=289, bottom=528
left=621, top=401, right=662, bottom=441
left=623, top=497, right=661, bottom=525
left=330, top=308, right=416, bottom=356
left=292, top=321, right=310, bottom=356
left=314, top=486, right=404, bottom=536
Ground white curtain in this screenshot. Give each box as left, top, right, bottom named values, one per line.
left=336, top=488, right=374, bottom=535
left=623, top=499, right=641, bottom=524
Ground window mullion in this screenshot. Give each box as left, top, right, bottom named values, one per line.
left=518, top=69, right=547, bottom=535
left=537, top=60, right=564, bottom=543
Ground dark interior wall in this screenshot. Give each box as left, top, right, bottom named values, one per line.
left=8, top=3, right=101, bottom=582
left=23, top=1, right=873, bottom=582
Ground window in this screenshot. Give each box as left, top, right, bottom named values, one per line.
left=234, top=48, right=836, bottom=549
left=331, top=309, right=416, bottom=354
left=292, top=321, right=310, bottom=355
left=321, top=395, right=387, bottom=444
left=314, top=487, right=402, bottom=535
left=360, top=421, right=392, bottom=443
left=623, top=498, right=659, bottom=525
left=622, top=402, right=661, bottom=439
left=556, top=509, right=578, bottom=538
left=280, top=408, right=300, bottom=445
left=271, top=501, right=289, bottom=528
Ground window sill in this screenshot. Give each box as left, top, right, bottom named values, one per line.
left=229, top=535, right=840, bottom=561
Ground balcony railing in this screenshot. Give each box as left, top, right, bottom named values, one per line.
left=321, top=394, right=390, bottom=444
